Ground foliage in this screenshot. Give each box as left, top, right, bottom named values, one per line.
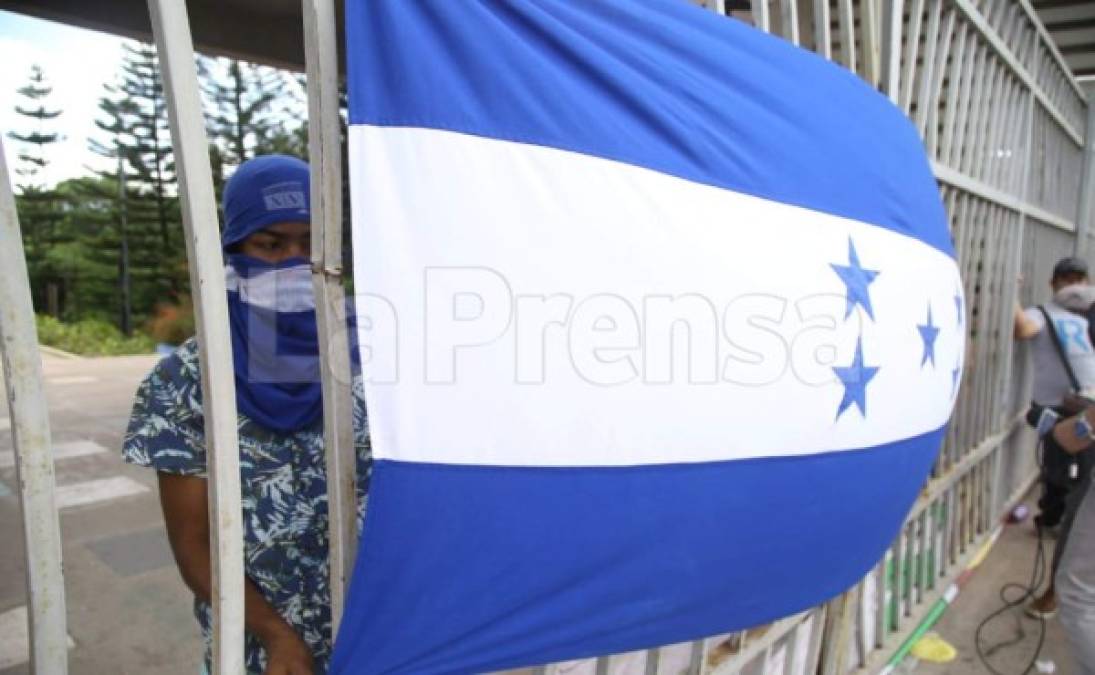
left=35, top=315, right=155, bottom=356
left=7, top=64, right=62, bottom=189
left=91, top=42, right=186, bottom=310
left=8, top=64, right=65, bottom=315
left=6, top=44, right=350, bottom=344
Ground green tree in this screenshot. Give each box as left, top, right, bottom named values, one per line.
left=202, top=56, right=304, bottom=166
left=7, top=64, right=64, bottom=315
left=45, top=176, right=122, bottom=322
left=91, top=42, right=185, bottom=313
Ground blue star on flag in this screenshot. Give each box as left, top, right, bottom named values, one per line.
left=918, top=304, right=940, bottom=368
left=954, top=289, right=964, bottom=325
left=952, top=363, right=961, bottom=398
left=831, top=238, right=880, bottom=320
left=833, top=336, right=879, bottom=419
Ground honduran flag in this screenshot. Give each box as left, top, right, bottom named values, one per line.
left=333, top=1, right=963, bottom=673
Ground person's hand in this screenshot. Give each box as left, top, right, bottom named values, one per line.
left=262, top=628, right=314, bottom=675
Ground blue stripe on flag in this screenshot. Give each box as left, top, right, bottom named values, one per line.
left=331, top=428, right=943, bottom=674
left=344, top=0, right=952, bottom=258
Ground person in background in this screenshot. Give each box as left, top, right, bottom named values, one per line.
left=1013, top=256, right=1095, bottom=620
left=122, top=155, right=369, bottom=675
left=1048, top=410, right=1095, bottom=674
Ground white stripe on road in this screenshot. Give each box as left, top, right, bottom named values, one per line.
left=0, top=606, right=75, bottom=670
left=55, top=476, right=149, bottom=510
left=0, top=440, right=109, bottom=470
left=47, top=375, right=98, bottom=385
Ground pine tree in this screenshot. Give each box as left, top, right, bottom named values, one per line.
left=91, top=42, right=185, bottom=316
left=7, top=64, right=64, bottom=314
left=46, top=176, right=124, bottom=322
left=202, top=56, right=301, bottom=168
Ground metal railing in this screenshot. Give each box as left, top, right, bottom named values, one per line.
left=0, top=0, right=1092, bottom=673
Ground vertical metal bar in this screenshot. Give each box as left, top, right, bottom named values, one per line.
left=925, top=503, right=938, bottom=590
left=913, top=0, right=943, bottom=136
left=0, top=135, right=68, bottom=675
left=302, top=0, right=359, bottom=633
left=988, top=77, right=1020, bottom=189
left=972, top=61, right=1005, bottom=182
left=949, top=42, right=981, bottom=170
left=838, top=0, right=857, bottom=73
left=855, top=569, right=874, bottom=656
left=974, top=211, right=996, bottom=442
left=940, top=24, right=971, bottom=164
left=924, top=8, right=957, bottom=155
left=958, top=46, right=988, bottom=176
left=145, top=2, right=246, bottom=672
left=596, top=654, right=613, bottom=674
left=780, top=0, right=800, bottom=45
left=687, top=638, right=705, bottom=674
left=943, top=487, right=955, bottom=568
left=873, top=560, right=887, bottom=648
left=1074, top=89, right=1095, bottom=258
left=644, top=648, right=660, bottom=675
left=981, top=74, right=1012, bottom=188
left=862, top=0, right=882, bottom=87
left=899, top=0, right=926, bottom=114
left=987, top=450, right=1000, bottom=529
left=818, top=591, right=855, bottom=675
left=917, top=511, right=930, bottom=601
left=805, top=609, right=826, bottom=673
left=751, top=0, right=771, bottom=32
left=881, top=0, right=905, bottom=103
left=813, top=0, right=832, bottom=60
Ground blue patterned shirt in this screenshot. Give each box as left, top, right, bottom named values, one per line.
left=122, top=338, right=371, bottom=674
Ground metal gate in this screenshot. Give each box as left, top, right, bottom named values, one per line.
left=0, top=0, right=1092, bottom=673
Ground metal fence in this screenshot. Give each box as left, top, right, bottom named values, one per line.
left=0, top=0, right=1092, bottom=674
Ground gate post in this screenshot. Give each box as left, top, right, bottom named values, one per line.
left=1076, top=86, right=1095, bottom=260
left=146, top=1, right=246, bottom=671
left=302, top=0, right=359, bottom=633
left=0, top=136, right=68, bottom=673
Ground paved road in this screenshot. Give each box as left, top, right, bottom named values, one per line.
left=0, top=349, right=201, bottom=675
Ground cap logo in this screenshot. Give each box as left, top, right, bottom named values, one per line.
left=262, top=181, right=307, bottom=211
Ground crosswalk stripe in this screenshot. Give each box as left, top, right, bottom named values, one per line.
left=0, top=440, right=109, bottom=470
left=0, top=605, right=75, bottom=670
left=47, top=375, right=98, bottom=385
left=55, top=476, right=149, bottom=510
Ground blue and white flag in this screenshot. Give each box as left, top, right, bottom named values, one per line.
left=333, top=1, right=963, bottom=673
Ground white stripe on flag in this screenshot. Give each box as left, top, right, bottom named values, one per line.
left=350, top=125, right=962, bottom=467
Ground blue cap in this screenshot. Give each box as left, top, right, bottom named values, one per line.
left=222, top=155, right=311, bottom=252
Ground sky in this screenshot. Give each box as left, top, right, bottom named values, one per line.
left=0, top=10, right=126, bottom=187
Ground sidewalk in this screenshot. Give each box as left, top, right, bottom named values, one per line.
left=916, top=494, right=1074, bottom=675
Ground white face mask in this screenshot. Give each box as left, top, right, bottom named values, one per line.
left=225, top=263, right=316, bottom=313
left=1054, top=283, right=1095, bottom=314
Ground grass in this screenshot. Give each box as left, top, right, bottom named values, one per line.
left=35, top=315, right=157, bottom=357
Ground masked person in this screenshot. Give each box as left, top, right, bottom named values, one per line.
left=123, top=155, right=370, bottom=675
left=1014, top=256, right=1095, bottom=620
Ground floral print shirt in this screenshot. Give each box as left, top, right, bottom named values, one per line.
left=122, top=338, right=371, bottom=674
